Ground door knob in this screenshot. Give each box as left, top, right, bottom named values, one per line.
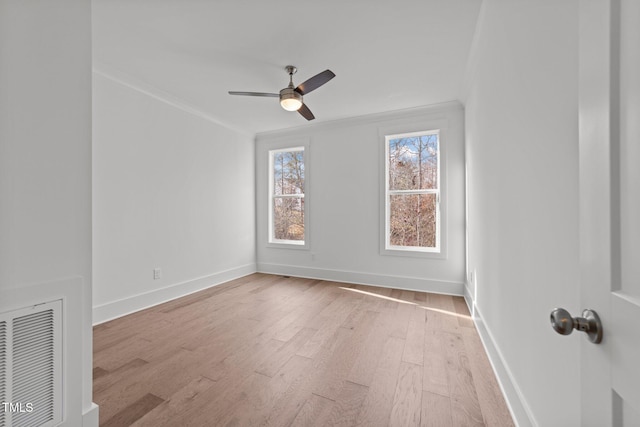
left=550, top=308, right=603, bottom=344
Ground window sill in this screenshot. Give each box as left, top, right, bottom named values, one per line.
left=267, top=241, right=309, bottom=250
left=380, top=247, right=447, bottom=260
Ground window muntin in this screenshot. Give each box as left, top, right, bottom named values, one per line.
left=385, top=131, right=440, bottom=252
left=269, top=147, right=305, bottom=245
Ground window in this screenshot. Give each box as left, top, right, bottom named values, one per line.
left=269, top=147, right=306, bottom=245
left=385, top=130, right=440, bottom=252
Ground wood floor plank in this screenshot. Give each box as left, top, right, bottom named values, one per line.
left=93, top=274, right=513, bottom=427
left=297, top=297, right=360, bottom=359
left=177, top=316, right=259, bottom=354
left=423, top=330, right=450, bottom=397
left=271, top=293, right=336, bottom=342
left=383, top=288, right=403, bottom=311
left=94, top=358, right=148, bottom=396
left=347, top=311, right=397, bottom=387
left=94, top=336, right=153, bottom=371
left=164, top=327, right=301, bottom=426
left=390, top=288, right=403, bottom=298
left=389, top=362, right=423, bottom=426
left=186, top=315, right=278, bottom=363
left=340, top=302, right=370, bottom=331
left=199, top=336, right=283, bottom=382
left=400, top=290, right=417, bottom=302
left=95, top=349, right=198, bottom=421
left=414, top=291, right=427, bottom=303
left=225, top=354, right=312, bottom=427
left=463, top=328, right=514, bottom=427
left=93, top=367, right=109, bottom=380
left=102, top=393, right=164, bottom=427
left=323, top=381, right=370, bottom=427
left=312, top=310, right=379, bottom=400
left=354, top=336, right=405, bottom=427
left=427, top=294, right=461, bottom=334
left=130, top=376, right=216, bottom=427
left=260, top=327, right=355, bottom=427
left=442, top=332, right=485, bottom=426
left=421, top=391, right=453, bottom=427
left=290, top=393, right=335, bottom=427
left=96, top=310, right=167, bottom=340
left=403, top=307, right=427, bottom=365
left=145, top=350, right=206, bottom=400
left=152, top=340, right=284, bottom=427
left=304, top=294, right=356, bottom=330
left=158, top=275, right=253, bottom=314
left=93, top=329, right=138, bottom=354
left=254, top=327, right=317, bottom=377
left=390, top=300, right=414, bottom=339
left=182, top=372, right=273, bottom=427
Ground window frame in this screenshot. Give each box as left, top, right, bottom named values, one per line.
left=380, top=124, right=447, bottom=259
left=267, top=145, right=309, bottom=249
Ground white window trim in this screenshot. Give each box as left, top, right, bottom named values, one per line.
left=267, top=144, right=310, bottom=249
left=379, top=122, right=448, bottom=259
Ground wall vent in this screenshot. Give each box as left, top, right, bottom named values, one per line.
left=0, top=300, right=62, bottom=427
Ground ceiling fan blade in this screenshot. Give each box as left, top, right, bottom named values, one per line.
left=298, top=103, right=315, bottom=121
left=228, top=91, right=279, bottom=97
left=295, top=69, right=336, bottom=95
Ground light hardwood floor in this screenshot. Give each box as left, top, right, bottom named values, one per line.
left=93, top=273, right=514, bottom=426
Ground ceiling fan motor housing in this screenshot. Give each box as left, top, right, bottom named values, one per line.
left=279, top=87, right=303, bottom=111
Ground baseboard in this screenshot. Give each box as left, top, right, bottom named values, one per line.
left=82, top=403, right=99, bottom=427
left=93, top=263, right=257, bottom=325
left=256, top=263, right=464, bottom=295
left=464, top=290, right=537, bottom=427
left=463, top=283, right=474, bottom=316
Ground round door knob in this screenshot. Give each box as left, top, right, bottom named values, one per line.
left=550, top=308, right=603, bottom=344
left=550, top=308, right=574, bottom=335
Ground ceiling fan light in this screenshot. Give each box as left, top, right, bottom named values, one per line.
left=281, top=98, right=303, bottom=111
left=279, top=88, right=303, bottom=111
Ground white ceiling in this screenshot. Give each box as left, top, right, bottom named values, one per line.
left=93, top=0, right=482, bottom=135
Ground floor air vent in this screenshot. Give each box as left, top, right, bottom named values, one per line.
left=0, top=301, right=62, bottom=427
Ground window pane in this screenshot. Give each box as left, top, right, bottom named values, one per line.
left=273, top=197, right=304, bottom=241
left=389, top=193, right=437, bottom=248
left=388, top=134, right=438, bottom=191
left=273, top=151, right=304, bottom=195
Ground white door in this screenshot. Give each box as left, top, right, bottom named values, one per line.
left=578, top=0, right=640, bottom=425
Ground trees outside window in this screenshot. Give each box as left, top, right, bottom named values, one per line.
left=269, top=147, right=305, bottom=244
left=385, top=131, right=440, bottom=252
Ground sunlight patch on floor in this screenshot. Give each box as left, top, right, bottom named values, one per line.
left=338, top=286, right=471, bottom=320
left=419, top=305, right=471, bottom=320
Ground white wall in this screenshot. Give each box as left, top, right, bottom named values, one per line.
left=256, top=103, right=466, bottom=294
left=463, top=1, right=580, bottom=425
left=0, top=0, right=96, bottom=425
left=92, top=72, right=256, bottom=323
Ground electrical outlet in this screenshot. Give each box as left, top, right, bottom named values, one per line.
left=153, top=268, right=161, bottom=280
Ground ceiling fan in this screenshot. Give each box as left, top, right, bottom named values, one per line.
left=228, top=65, right=336, bottom=121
